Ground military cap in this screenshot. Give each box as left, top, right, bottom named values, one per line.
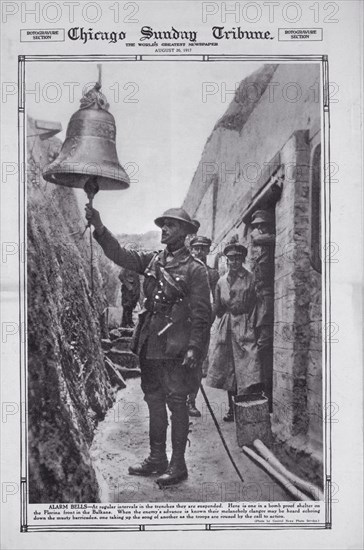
left=224, top=241, right=247, bottom=257
left=251, top=209, right=274, bottom=225
left=154, top=207, right=197, bottom=234
left=190, top=235, right=212, bottom=248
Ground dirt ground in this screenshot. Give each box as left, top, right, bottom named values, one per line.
left=90, top=378, right=291, bottom=503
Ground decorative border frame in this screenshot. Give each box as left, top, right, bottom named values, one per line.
left=18, top=53, right=331, bottom=532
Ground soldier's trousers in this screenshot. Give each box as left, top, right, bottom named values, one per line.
left=122, top=306, right=134, bottom=327
left=188, top=347, right=208, bottom=403
left=256, top=324, right=273, bottom=411
left=187, top=364, right=203, bottom=404
left=139, top=346, right=199, bottom=457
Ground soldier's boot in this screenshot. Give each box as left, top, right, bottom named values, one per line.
left=128, top=399, right=168, bottom=476
left=156, top=397, right=189, bottom=487
left=223, top=391, right=235, bottom=422
left=187, top=393, right=201, bottom=418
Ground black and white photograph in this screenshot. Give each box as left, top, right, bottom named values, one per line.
left=0, top=1, right=363, bottom=548
left=25, top=58, right=325, bottom=508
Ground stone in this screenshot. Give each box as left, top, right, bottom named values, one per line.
left=118, top=327, right=135, bottom=338
left=101, top=339, right=113, bottom=351
left=114, top=366, right=141, bottom=379
left=111, top=337, right=133, bottom=351
left=109, top=328, right=123, bottom=340
left=106, top=349, right=139, bottom=369
left=234, top=395, right=272, bottom=447
left=104, top=357, right=126, bottom=389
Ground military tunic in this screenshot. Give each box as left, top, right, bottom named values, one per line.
left=94, top=226, right=211, bottom=398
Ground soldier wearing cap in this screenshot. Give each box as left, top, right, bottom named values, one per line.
left=85, top=205, right=211, bottom=486
left=187, top=235, right=219, bottom=417
left=250, top=209, right=276, bottom=412
left=206, top=238, right=259, bottom=421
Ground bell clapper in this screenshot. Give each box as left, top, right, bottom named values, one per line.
left=82, top=176, right=100, bottom=235
left=84, top=175, right=100, bottom=221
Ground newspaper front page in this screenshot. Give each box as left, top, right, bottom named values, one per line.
left=0, top=1, right=363, bottom=548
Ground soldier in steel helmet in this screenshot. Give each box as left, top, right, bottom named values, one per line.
left=250, top=209, right=276, bottom=412
left=187, top=235, right=219, bottom=417
left=85, top=205, right=211, bottom=487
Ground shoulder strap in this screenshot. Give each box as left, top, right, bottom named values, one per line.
left=144, top=251, right=162, bottom=276
left=159, top=265, right=187, bottom=297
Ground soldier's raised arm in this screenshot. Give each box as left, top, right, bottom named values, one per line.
left=85, top=205, right=154, bottom=274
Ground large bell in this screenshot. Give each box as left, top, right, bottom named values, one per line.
left=42, top=83, right=130, bottom=190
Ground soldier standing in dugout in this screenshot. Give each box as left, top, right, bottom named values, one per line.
left=187, top=235, right=219, bottom=417
left=85, top=205, right=211, bottom=487
left=206, top=238, right=259, bottom=421
left=250, top=210, right=276, bottom=413
left=119, top=268, right=140, bottom=328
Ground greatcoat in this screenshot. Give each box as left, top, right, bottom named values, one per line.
left=206, top=267, right=260, bottom=394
